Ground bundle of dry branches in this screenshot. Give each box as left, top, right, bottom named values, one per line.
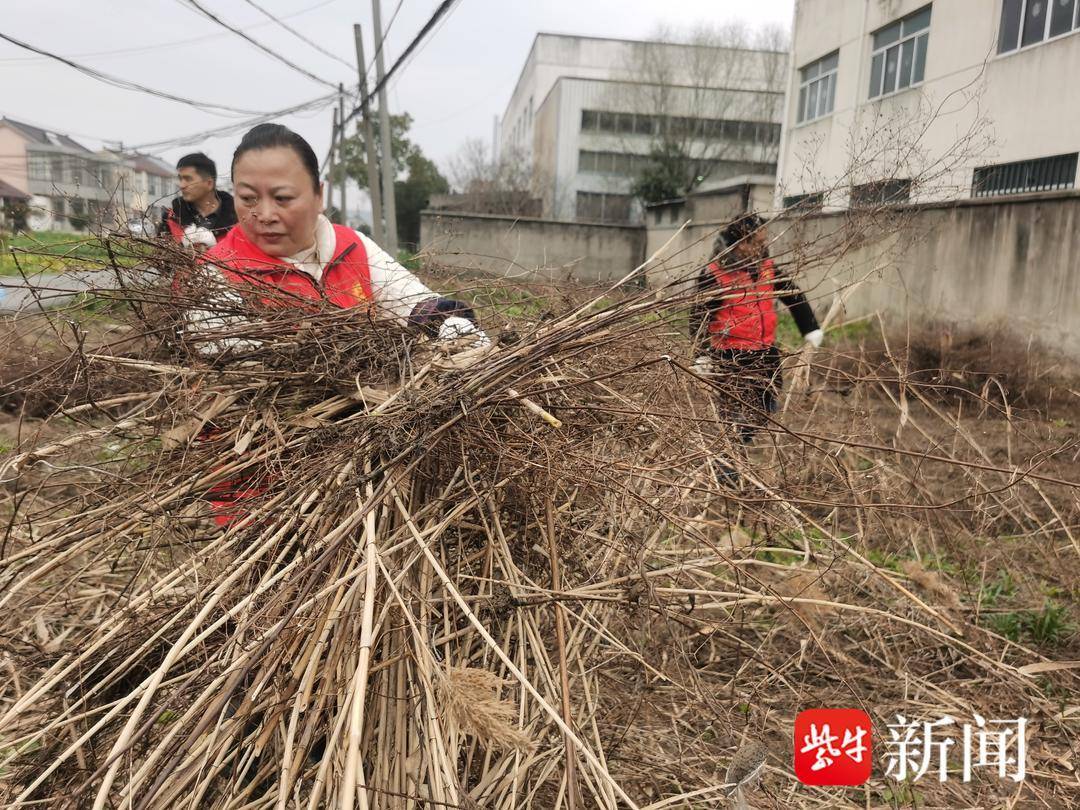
left=0, top=235, right=1076, bottom=809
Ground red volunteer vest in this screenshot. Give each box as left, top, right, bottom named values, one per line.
left=203, top=224, right=373, bottom=309
left=706, top=257, right=778, bottom=351
left=163, top=208, right=186, bottom=242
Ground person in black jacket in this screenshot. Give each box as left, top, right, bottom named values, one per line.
left=690, top=213, right=823, bottom=443
left=161, top=152, right=237, bottom=248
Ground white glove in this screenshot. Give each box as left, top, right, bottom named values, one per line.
left=438, top=315, right=491, bottom=349
left=182, top=224, right=217, bottom=249
left=803, top=328, right=824, bottom=349
left=692, top=355, right=714, bottom=376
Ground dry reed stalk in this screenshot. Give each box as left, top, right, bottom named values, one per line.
left=0, top=234, right=1076, bottom=809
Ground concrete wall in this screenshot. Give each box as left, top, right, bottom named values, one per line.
left=770, top=191, right=1080, bottom=354
left=778, top=0, right=1080, bottom=205
left=420, top=210, right=645, bottom=284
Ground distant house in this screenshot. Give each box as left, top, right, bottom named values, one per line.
left=0, top=117, right=116, bottom=232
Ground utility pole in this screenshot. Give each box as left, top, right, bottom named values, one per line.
left=337, top=83, right=347, bottom=227
left=353, top=23, right=384, bottom=245
left=371, top=0, right=398, bottom=252
left=327, top=107, right=338, bottom=216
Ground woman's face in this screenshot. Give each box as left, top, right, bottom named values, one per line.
left=233, top=146, right=323, bottom=257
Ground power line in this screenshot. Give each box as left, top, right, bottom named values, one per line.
left=128, top=89, right=343, bottom=152
left=365, top=0, right=407, bottom=80
left=240, top=0, right=355, bottom=69
left=0, top=30, right=266, bottom=116
left=321, top=0, right=457, bottom=179
left=0, top=0, right=344, bottom=64
left=180, top=0, right=341, bottom=89
left=343, top=0, right=460, bottom=128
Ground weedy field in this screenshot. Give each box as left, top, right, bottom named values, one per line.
left=0, top=239, right=1076, bottom=808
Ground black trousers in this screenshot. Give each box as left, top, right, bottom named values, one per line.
left=710, top=346, right=782, bottom=441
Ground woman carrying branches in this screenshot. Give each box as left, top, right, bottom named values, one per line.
left=190, top=122, right=487, bottom=346
left=690, top=212, right=823, bottom=448
left=182, top=122, right=489, bottom=524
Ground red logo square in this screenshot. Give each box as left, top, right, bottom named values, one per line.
left=794, top=709, right=872, bottom=786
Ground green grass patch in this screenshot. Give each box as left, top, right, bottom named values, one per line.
left=395, top=249, right=421, bottom=272
left=865, top=548, right=902, bottom=572
left=978, top=569, right=1017, bottom=607
left=0, top=231, right=144, bottom=276
left=987, top=601, right=1075, bottom=646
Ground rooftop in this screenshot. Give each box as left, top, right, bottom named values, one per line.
left=1, top=117, right=90, bottom=152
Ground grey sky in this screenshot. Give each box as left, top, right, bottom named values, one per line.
left=0, top=0, right=794, bottom=201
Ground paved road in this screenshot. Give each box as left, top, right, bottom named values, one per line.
left=0, top=270, right=120, bottom=312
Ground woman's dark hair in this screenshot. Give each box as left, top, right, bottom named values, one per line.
left=231, top=123, right=321, bottom=192
left=720, top=212, right=765, bottom=248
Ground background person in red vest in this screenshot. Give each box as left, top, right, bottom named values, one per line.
left=690, top=212, right=823, bottom=443
left=161, top=152, right=237, bottom=249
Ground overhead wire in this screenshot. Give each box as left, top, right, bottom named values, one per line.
left=343, top=0, right=460, bottom=128
left=0, top=0, right=344, bottom=64
left=0, top=30, right=267, bottom=116
left=179, top=0, right=342, bottom=89
left=240, top=0, right=355, bottom=69
left=321, top=0, right=459, bottom=178
left=128, top=89, right=343, bottom=151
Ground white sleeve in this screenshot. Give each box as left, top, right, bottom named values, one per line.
left=358, top=231, right=436, bottom=322
left=183, top=264, right=263, bottom=355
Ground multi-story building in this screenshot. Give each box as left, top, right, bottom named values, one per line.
left=0, top=117, right=177, bottom=233
left=500, top=33, right=787, bottom=223
left=777, top=1, right=1080, bottom=208
left=0, top=117, right=116, bottom=232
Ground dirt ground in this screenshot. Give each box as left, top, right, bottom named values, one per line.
left=1, top=283, right=1077, bottom=808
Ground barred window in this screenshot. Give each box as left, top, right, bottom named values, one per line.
left=972, top=153, right=1078, bottom=196
left=850, top=179, right=912, bottom=207
left=783, top=192, right=825, bottom=211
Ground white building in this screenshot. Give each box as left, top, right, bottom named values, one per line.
left=777, top=1, right=1080, bottom=208
left=500, top=33, right=787, bottom=223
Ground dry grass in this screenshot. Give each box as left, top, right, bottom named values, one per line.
left=0, top=233, right=1076, bottom=809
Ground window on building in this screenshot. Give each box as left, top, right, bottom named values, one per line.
left=28, top=154, right=50, bottom=181
left=869, top=6, right=931, bottom=99
left=578, top=109, right=780, bottom=145
left=797, top=51, right=839, bottom=123
left=783, top=191, right=826, bottom=211
left=972, top=153, right=1078, bottom=196
left=579, top=150, right=646, bottom=176
left=850, top=179, right=912, bottom=207
left=999, top=0, right=1079, bottom=53
left=576, top=191, right=634, bottom=223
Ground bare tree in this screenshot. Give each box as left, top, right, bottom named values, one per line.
left=605, top=24, right=789, bottom=203
left=444, top=138, right=542, bottom=217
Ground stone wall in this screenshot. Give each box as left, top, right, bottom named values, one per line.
left=420, top=210, right=646, bottom=284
